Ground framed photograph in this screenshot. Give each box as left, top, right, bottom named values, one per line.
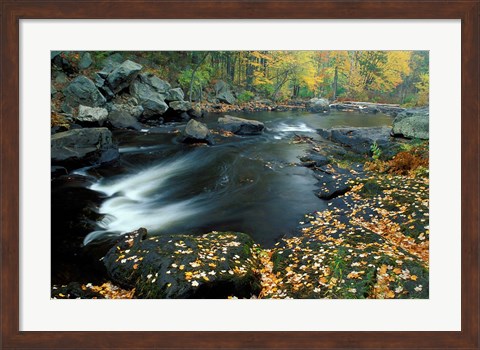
left=1, top=1, right=478, bottom=349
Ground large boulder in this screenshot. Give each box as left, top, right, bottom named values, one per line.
left=138, top=73, right=171, bottom=94
left=307, top=98, right=330, bottom=113
left=215, top=80, right=236, bottom=105
left=392, top=108, right=429, bottom=140
left=318, top=127, right=393, bottom=155
left=217, top=90, right=236, bottom=105
left=218, top=115, right=265, bottom=135
left=107, top=110, right=141, bottom=130
left=76, top=105, right=108, bottom=125
left=106, top=60, right=143, bottom=94
left=169, top=100, right=192, bottom=112
left=111, top=103, right=144, bottom=119
left=180, top=119, right=212, bottom=144
left=130, top=78, right=169, bottom=117
left=51, top=128, right=119, bottom=167
left=103, top=229, right=261, bottom=298
left=63, top=76, right=106, bottom=108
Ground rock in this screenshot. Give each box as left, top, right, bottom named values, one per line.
left=307, top=98, right=330, bottom=113
left=214, top=80, right=236, bottom=105
left=218, top=115, right=264, bottom=135
left=52, top=282, right=103, bottom=299
left=63, top=76, right=106, bottom=108
left=166, top=88, right=185, bottom=101
left=78, top=52, right=93, bottom=70
left=51, top=128, right=119, bottom=167
left=299, top=153, right=329, bottom=168
left=130, top=78, right=169, bottom=117
left=181, top=119, right=212, bottom=144
left=188, top=105, right=203, bottom=118
left=138, top=73, right=171, bottom=93
left=111, top=103, right=144, bottom=119
left=51, top=86, right=57, bottom=97
left=107, top=110, right=141, bottom=130
left=318, top=126, right=392, bottom=155
left=52, top=52, right=78, bottom=75
left=103, top=229, right=261, bottom=298
left=106, top=60, right=143, bottom=94
left=217, top=90, right=236, bottom=105
left=169, top=100, right=192, bottom=112
left=392, top=108, right=429, bottom=140
left=214, top=80, right=229, bottom=95
left=76, top=105, right=108, bottom=125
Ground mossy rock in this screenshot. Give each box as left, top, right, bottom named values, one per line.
left=103, top=228, right=262, bottom=298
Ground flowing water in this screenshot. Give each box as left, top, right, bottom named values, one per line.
left=79, top=111, right=393, bottom=247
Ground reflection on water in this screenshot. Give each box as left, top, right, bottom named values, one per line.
left=83, top=111, right=393, bottom=247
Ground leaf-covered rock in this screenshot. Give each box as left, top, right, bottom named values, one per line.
left=103, top=229, right=262, bottom=298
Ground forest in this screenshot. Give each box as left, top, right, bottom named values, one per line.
left=102, top=50, right=429, bottom=106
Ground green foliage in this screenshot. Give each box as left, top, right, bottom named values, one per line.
left=237, top=91, right=255, bottom=104
left=370, top=141, right=382, bottom=160
left=178, top=67, right=212, bottom=100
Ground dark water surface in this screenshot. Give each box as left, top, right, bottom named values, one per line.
left=79, top=111, right=393, bottom=247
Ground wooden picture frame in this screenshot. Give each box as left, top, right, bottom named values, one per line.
left=1, top=1, right=478, bottom=349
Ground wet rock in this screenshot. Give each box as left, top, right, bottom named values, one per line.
left=52, top=282, right=104, bottom=299
left=218, top=115, right=265, bottom=135
left=107, top=110, right=141, bottom=130
left=103, top=229, right=261, bottom=298
left=300, top=153, right=330, bottom=168
left=51, top=127, right=119, bottom=167
left=180, top=119, right=212, bottom=144
left=318, top=126, right=392, bottom=155
left=106, top=60, right=143, bottom=94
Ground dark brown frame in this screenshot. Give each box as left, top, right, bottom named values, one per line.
left=1, top=1, right=478, bottom=349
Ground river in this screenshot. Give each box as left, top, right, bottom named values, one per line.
left=75, top=110, right=393, bottom=247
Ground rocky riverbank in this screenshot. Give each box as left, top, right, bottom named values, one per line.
left=51, top=52, right=429, bottom=299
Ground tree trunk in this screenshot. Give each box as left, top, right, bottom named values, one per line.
left=188, top=52, right=209, bottom=102
left=332, top=65, right=338, bottom=100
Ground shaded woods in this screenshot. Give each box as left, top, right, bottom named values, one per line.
left=81, top=51, right=428, bottom=106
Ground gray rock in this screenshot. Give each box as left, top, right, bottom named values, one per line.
left=63, top=76, right=106, bottom=108
left=76, top=105, right=108, bottom=124
left=169, top=100, right=192, bottom=112
left=51, top=128, right=118, bottom=165
left=392, top=108, right=429, bottom=139
left=78, top=52, right=93, bottom=70
left=130, top=79, right=169, bottom=117
left=307, top=98, right=330, bottom=113
left=218, top=115, right=265, bottom=135
left=106, top=60, right=143, bottom=94
left=107, top=110, right=141, bottom=130
left=188, top=105, right=203, bottom=118
left=51, top=86, right=57, bottom=97
left=139, top=73, right=171, bottom=93
left=51, top=51, right=61, bottom=60
left=166, top=88, right=185, bottom=101
left=217, top=90, right=236, bottom=105
left=94, top=73, right=105, bottom=88
left=111, top=103, right=144, bottom=119
left=181, top=119, right=212, bottom=144
left=318, top=126, right=399, bottom=157
left=214, top=80, right=229, bottom=95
